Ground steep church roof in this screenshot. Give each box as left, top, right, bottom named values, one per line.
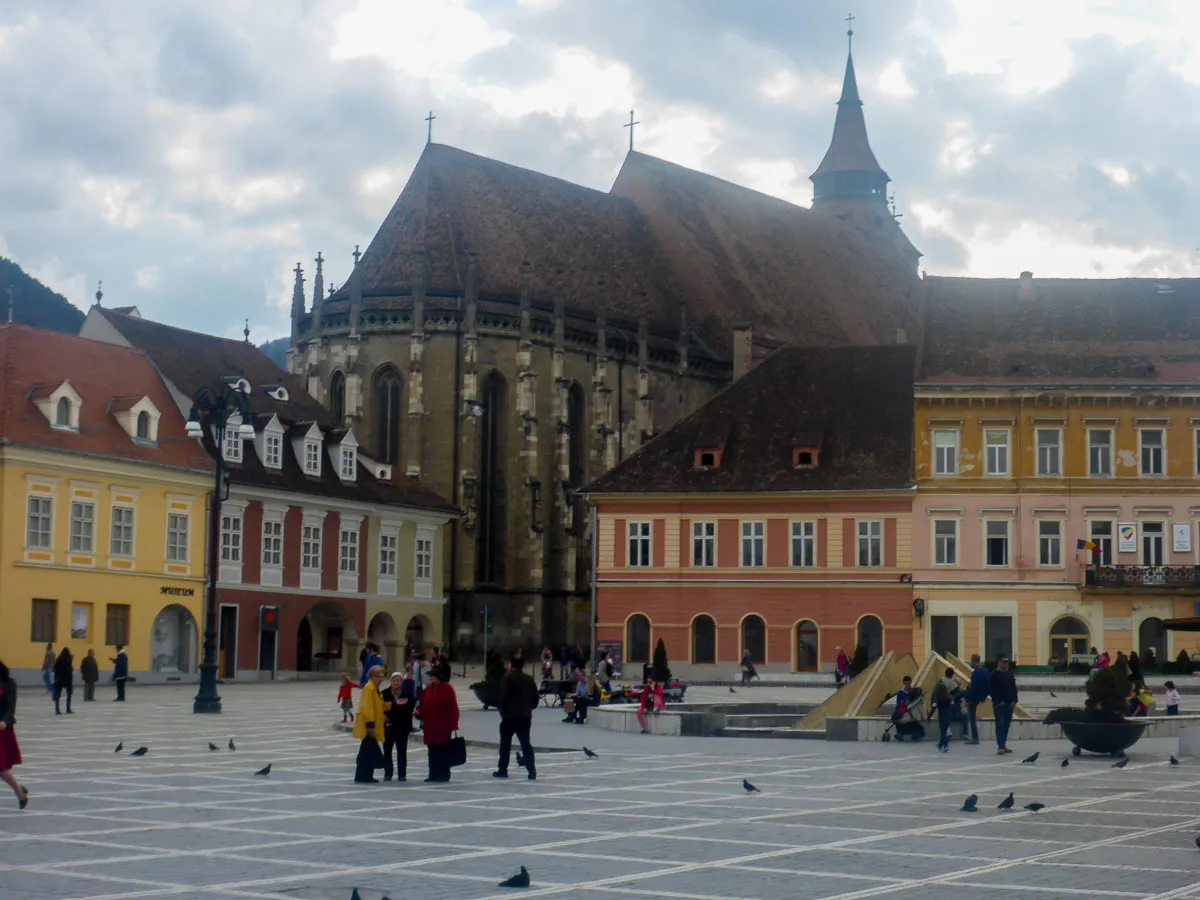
left=811, top=51, right=888, bottom=179
left=345, top=142, right=918, bottom=357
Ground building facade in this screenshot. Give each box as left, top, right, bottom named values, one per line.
left=0, top=326, right=212, bottom=680
left=81, top=306, right=457, bottom=679
left=588, top=345, right=917, bottom=679
left=912, top=375, right=1200, bottom=667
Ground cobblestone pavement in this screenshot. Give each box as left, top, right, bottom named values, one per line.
left=1, top=682, right=1198, bottom=900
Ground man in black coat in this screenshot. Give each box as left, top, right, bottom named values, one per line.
left=988, top=655, right=1019, bottom=755
left=494, top=656, right=539, bottom=780
left=80, top=650, right=99, bottom=702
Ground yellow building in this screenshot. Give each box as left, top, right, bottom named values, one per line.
left=0, top=326, right=211, bottom=680
left=912, top=372, right=1200, bottom=668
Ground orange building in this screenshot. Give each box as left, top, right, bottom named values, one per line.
left=586, top=345, right=917, bottom=679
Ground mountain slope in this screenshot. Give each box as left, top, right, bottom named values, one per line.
left=0, top=257, right=85, bottom=333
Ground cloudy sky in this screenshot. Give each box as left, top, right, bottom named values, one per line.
left=2, top=0, right=1199, bottom=342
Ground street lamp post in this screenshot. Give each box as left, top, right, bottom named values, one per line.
left=187, top=377, right=256, bottom=714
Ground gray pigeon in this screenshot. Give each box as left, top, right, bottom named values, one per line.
left=1024, top=803, right=1045, bottom=813
left=499, top=865, right=530, bottom=888
left=1195, top=835, right=1200, bottom=850
left=1060, top=758, right=1069, bottom=768
left=208, top=743, right=219, bottom=752
left=583, top=747, right=599, bottom=759
left=1049, top=691, right=1057, bottom=698
left=228, top=739, right=236, bottom=751
left=350, top=890, right=362, bottom=900
left=254, top=764, right=271, bottom=777
left=743, top=779, right=760, bottom=793
left=1112, top=758, right=1129, bottom=769
left=131, top=747, right=148, bottom=757
left=729, top=687, right=736, bottom=693
left=1021, top=752, right=1039, bottom=764
left=114, top=742, right=123, bottom=753
left=960, top=794, right=978, bottom=812
left=1170, top=755, right=1180, bottom=766
left=998, top=792, right=1014, bottom=810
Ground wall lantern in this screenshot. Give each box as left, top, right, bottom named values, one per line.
left=912, top=597, right=926, bottom=619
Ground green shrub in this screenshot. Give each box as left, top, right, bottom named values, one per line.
left=1177, top=650, right=1194, bottom=675
left=652, top=638, right=672, bottom=683
left=1084, top=665, right=1130, bottom=722
left=848, top=644, right=870, bottom=677
left=1043, top=707, right=1099, bottom=725
left=1142, top=648, right=1157, bottom=671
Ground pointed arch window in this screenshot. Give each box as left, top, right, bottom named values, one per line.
left=329, top=371, right=346, bottom=424
left=55, top=397, right=70, bottom=427
left=476, top=371, right=507, bottom=585
left=566, top=382, right=586, bottom=541
left=135, top=411, right=150, bottom=440
left=372, top=366, right=402, bottom=467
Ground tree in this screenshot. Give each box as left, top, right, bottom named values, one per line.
left=651, top=638, right=671, bottom=683
left=848, top=644, right=870, bottom=677
left=1084, top=665, right=1130, bottom=722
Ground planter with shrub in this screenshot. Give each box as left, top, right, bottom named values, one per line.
left=469, top=650, right=507, bottom=710
left=1044, top=666, right=1147, bottom=757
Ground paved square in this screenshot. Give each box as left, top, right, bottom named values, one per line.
left=1, top=682, right=1198, bottom=900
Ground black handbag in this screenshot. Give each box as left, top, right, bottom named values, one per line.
left=447, top=732, right=467, bottom=768
left=357, top=736, right=384, bottom=770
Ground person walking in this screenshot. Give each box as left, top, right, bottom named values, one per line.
left=989, top=655, right=1018, bottom=755
left=110, top=645, right=128, bottom=702
left=1128, top=651, right=1143, bottom=684
left=965, top=654, right=989, bottom=745
left=559, top=644, right=569, bottom=680
left=930, top=677, right=953, bottom=752
left=834, top=647, right=850, bottom=687
left=80, top=650, right=98, bottom=702
left=596, top=651, right=613, bottom=693
left=352, top=665, right=386, bottom=783
left=0, top=661, right=28, bottom=810
left=380, top=670, right=416, bottom=782
left=418, top=662, right=460, bottom=783
left=52, top=647, right=73, bottom=715
left=360, top=643, right=383, bottom=687
left=494, top=656, right=538, bottom=780
left=40, top=644, right=54, bottom=695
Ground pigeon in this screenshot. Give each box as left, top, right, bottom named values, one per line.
left=114, top=742, right=123, bottom=753
left=208, top=743, right=219, bottom=752
left=743, top=779, right=760, bottom=793
left=1023, top=803, right=1045, bottom=813
left=516, top=752, right=525, bottom=769
left=1112, top=758, right=1129, bottom=769
left=1021, top=752, right=1040, bottom=764
left=498, top=865, right=530, bottom=888
left=1195, top=835, right=1200, bottom=851
left=1050, top=691, right=1057, bottom=698
left=1061, top=759, right=1069, bottom=768
left=131, top=747, right=148, bottom=757
left=350, top=890, right=362, bottom=900
left=228, top=739, right=236, bottom=751
left=583, top=747, right=599, bottom=759
left=729, top=687, right=736, bottom=694
left=998, top=792, right=1014, bottom=810
left=960, top=794, right=978, bottom=812
left=1170, top=755, right=1180, bottom=767
left=254, top=764, right=271, bottom=777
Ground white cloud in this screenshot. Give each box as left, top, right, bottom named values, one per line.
left=78, top=177, right=150, bottom=229
left=469, top=47, right=634, bottom=120
left=134, top=265, right=159, bottom=290
left=27, top=257, right=87, bottom=307
left=737, top=159, right=809, bottom=205
left=640, top=107, right=722, bottom=172
left=877, top=59, right=915, bottom=98
left=1099, top=164, right=1133, bottom=186
left=938, top=119, right=989, bottom=174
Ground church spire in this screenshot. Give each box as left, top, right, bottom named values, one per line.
left=289, top=262, right=305, bottom=347
left=312, top=252, right=324, bottom=308
left=810, top=44, right=888, bottom=201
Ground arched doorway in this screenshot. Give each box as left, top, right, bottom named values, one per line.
left=691, top=615, right=716, bottom=664
left=149, top=604, right=198, bottom=674
left=742, top=615, right=766, bottom=665
left=1138, top=617, right=1166, bottom=665
left=304, top=601, right=357, bottom=673
left=405, top=615, right=430, bottom=656
left=1049, top=616, right=1090, bottom=667
left=296, top=618, right=313, bottom=672
left=795, top=620, right=819, bottom=672
left=368, top=612, right=399, bottom=670
left=627, top=614, right=650, bottom=663
left=857, top=615, right=883, bottom=663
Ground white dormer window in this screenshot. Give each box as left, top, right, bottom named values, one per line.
left=291, top=422, right=324, bottom=477
left=222, top=415, right=243, bottom=463
left=254, top=414, right=285, bottom=470
left=329, top=429, right=359, bottom=482
left=304, top=440, right=320, bottom=474
left=109, top=396, right=161, bottom=445
left=136, top=411, right=150, bottom=439
left=341, top=447, right=356, bottom=480
left=31, top=381, right=82, bottom=431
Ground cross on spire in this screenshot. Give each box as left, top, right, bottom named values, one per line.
left=243, top=318, right=250, bottom=343
left=425, top=110, right=436, bottom=143
left=845, top=12, right=855, bottom=52
left=352, top=244, right=361, bottom=267
left=624, top=109, right=640, bottom=152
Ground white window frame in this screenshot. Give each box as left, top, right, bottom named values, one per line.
left=933, top=429, right=958, bottom=476
left=339, top=527, right=359, bottom=574
left=340, top=446, right=357, bottom=480
left=692, top=521, right=715, bottom=567
left=166, top=513, right=189, bottom=562
left=69, top=501, right=94, bottom=554
left=264, top=433, right=282, bottom=469
left=857, top=519, right=882, bottom=568
left=1087, top=428, right=1113, bottom=477
left=304, top=440, right=321, bottom=475
left=110, top=506, right=134, bottom=557
left=222, top=419, right=243, bottom=463
left=1038, top=519, right=1062, bottom=567
left=627, top=521, right=652, bottom=568
left=26, top=496, right=53, bottom=549
left=790, top=520, right=816, bottom=568
left=1139, top=427, right=1165, bottom=477
left=220, top=512, right=242, bottom=563
left=261, top=519, right=282, bottom=567
left=740, top=520, right=765, bottom=568
left=379, top=531, right=398, bottom=576
left=984, top=519, right=1010, bottom=568
left=1140, top=521, right=1165, bottom=566
left=415, top=535, right=433, bottom=581
left=1036, top=428, right=1062, bottom=476
left=984, top=428, right=1009, bottom=476
left=302, top=523, right=322, bottom=570
left=933, top=518, right=958, bottom=567
left=1089, top=519, right=1114, bottom=566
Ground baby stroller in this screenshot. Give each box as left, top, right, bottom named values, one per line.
left=881, top=687, right=926, bottom=742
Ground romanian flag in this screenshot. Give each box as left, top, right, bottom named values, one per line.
left=1076, top=539, right=1098, bottom=552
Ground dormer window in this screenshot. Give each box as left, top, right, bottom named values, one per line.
left=793, top=447, right=819, bottom=469
left=329, top=428, right=360, bottom=482
left=109, top=395, right=160, bottom=445
left=693, top=447, right=723, bottom=470
left=341, top=446, right=356, bottom=480
left=264, top=433, right=281, bottom=468
left=32, top=381, right=82, bottom=431
left=222, top=415, right=244, bottom=463
left=304, top=440, right=321, bottom=475
left=136, top=411, right=150, bottom=439
left=56, top=398, right=70, bottom=427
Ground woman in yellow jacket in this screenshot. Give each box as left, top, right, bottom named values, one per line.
left=353, top=666, right=386, bottom=783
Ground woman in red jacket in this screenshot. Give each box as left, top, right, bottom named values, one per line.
left=417, top=662, right=460, bottom=783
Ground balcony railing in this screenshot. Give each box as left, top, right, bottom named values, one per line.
left=1085, top=564, right=1200, bottom=589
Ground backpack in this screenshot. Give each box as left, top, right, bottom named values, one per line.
left=934, top=682, right=951, bottom=707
